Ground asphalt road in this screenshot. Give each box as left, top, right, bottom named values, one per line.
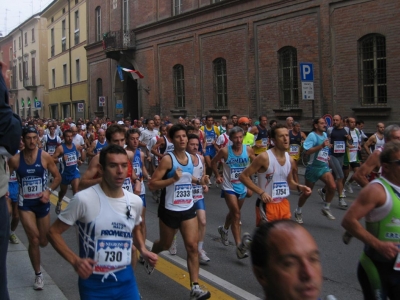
left=15, top=163, right=364, bottom=299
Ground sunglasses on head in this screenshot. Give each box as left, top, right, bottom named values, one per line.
left=22, top=126, right=38, bottom=136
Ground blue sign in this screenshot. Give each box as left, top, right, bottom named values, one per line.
left=34, top=101, right=42, bottom=108
left=299, top=63, right=314, bottom=81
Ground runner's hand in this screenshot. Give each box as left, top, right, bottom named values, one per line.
left=375, top=241, right=400, bottom=260
left=260, top=192, right=273, bottom=203
left=142, top=250, right=158, bottom=267
left=74, top=258, right=96, bottom=279
left=173, top=167, right=182, bottom=181
left=216, top=176, right=223, bottom=184
left=40, top=190, right=51, bottom=204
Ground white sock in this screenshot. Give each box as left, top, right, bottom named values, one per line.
left=198, top=241, right=203, bottom=251
left=296, top=207, right=302, bottom=213
left=324, top=203, right=331, bottom=209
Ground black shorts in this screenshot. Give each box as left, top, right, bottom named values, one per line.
left=158, top=205, right=196, bottom=229
left=342, top=162, right=361, bottom=170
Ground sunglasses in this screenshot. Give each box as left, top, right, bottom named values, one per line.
left=389, top=160, right=400, bottom=166
left=22, top=126, right=38, bottom=136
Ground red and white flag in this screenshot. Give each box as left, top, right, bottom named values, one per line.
left=121, top=68, right=144, bottom=80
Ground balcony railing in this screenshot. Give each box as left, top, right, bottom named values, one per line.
left=103, top=30, right=135, bottom=51
left=23, top=76, right=37, bottom=91
left=51, top=45, right=55, bottom=57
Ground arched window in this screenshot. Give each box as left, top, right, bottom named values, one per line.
left=278, top=47, right=299, bottom=107
left=359, top=34, right=386, bottom=105
left=173, top=64, right=185, bottom=108
left=95, top=7, right=101, bottom=42
left=213, top=58, right=227, bottom=108
left=97, top=78, right=103, bottom=111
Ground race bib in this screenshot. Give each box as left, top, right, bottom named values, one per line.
left=261, top=138, right=269, bottom=147
left=350, top=142, right=359, bottom=152
left=272, top=181, right=290, bottom=202
left=133, top=163, right=141, bottom=177
left=48, top=146, right=56, bottom=155
left=230, top=167, right=244, bottom=184
left=173, top=184, right=192, bottom=205
left=122, top=178, right=133, bottom=193
left=9, top=171, right=17, bottom=182
left=289, top=144, right=300, bottom=155
left=22, top=177, right=42, bottom=199
left=206, top=137, right=213, bottom=146
left=192, top=184, right=203, bottom=202
left=93, top=238, right=132, bottom=275
left=317, top=148, right=329, bottom=163
left=334, top=141, right=345, bottom=153
left=64, top=152, right=77, bottom=166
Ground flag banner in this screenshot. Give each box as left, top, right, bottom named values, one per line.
left=117, top=65, right=124, bottom=82
left=121, top=67, right=144, bottom=80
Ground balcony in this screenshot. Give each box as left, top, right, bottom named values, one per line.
left=23, top=76, right=37, bottom=91
left=103, top=30, right=135, bottom=60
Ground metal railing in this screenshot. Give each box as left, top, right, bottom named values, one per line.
left=103, top=30, right=135, bottom=50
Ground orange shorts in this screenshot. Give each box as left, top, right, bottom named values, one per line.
left=255, top=198, right=291, bottom=227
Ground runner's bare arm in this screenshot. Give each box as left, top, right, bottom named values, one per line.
left=240, top=153, right=268, bottom=198
left=210, top=148, right=227, bottom=181
left=79, top=155, right=102, bottom=190
left=247, top=146, right=256, bottom=161
left=352, top=150, right=380, bottom=187
left=52, top=145, right=64, bottom=163
left=342, top=183, right=400, bottom=260
left=45, top=152, right=61, bottom=190
left=364, top=135, right=376, bottom=155
left=48, top=219, right=96, bottom=279
left=288, top=157, right=311, bottom=195
left=148, top=155, right=175, bottom=190
left=151, top=138, right=165, bottom=158
left=87, top=140, right=96, bottom=157
left=132, top=225, right=158, bottom=267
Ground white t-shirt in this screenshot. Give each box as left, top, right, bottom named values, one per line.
left=72, top=133, right=85, bottom=148
left=59, top=184, right=143, bottom=226
left=140, top=129, right=158, bottom=146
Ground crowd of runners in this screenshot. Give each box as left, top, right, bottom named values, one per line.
left=4, top=111, right=400, bottom=300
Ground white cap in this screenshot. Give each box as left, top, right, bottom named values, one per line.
left=117, top=121, right=124, bottom=125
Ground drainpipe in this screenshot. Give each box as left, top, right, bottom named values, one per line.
left=68, top=0, right=73, bottom=118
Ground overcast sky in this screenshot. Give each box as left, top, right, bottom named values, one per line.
left=0, top=0, right=54, bottom=36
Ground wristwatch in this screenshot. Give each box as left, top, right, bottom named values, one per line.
left=47, top=188, right=53, bottom=193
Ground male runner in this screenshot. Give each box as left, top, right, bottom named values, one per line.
left=148, top=124, right=211, bottom=299
left=211, top=126, right=255, bottom=259
left=8, top=126, right=61, bottom=290
left=288, top=121, right=307, bottom=184
left=139, top=119, right=158, bottom=175
left=201, top=116, right=220, bottom=183
left=79, top=124, right=140, bottom=194
left=52, top=130, right=82, bottom=214
left=231, top=114, right=238, bottom=126
left=293, top=118, right=337, bottom=224
left=342, top=141, right=400, bottom=299
left=364, top=122, right=385, bottom=155
left=48, top=144, right=157, bottom=299
left=87, top=129, right=108, bottom=158
left=238, top=117, right=254, bottom=147
left=250, top=115, right=269, bottom=156
left=215, top=122, right=233, bottom=151
left=126, top=128, right=150, bottom=262
left=240, top=124, right=311, bottom=226
left=43, top=124, right=62, bottom=157
left=319, top=115, right=349, bottom=209
left=286, top=116, right=294, bottom=130
left=187, top=134, right=210, bottom=264
left=251, top=220, right=323, bottom=300
left=343, top=117, right=362, bottom=193
left=218, top=115, right=228, bottom=135
left=71, top=125, right=86, bottom=163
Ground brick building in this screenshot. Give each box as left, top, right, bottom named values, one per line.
left=89, top=0, right=399, bottom=131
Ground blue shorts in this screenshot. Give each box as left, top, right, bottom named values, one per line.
left=19, top=200, right=50, bottom=218
left=193, top=198, right=205, bottom=210
left=305, top=165, right=331, bottom=183
left=79, top=266, right=140, bottom=300
left=8, top=182, right=19, bottom=202
left=61, top=169, right=80, bottom=185
left=140, top=194, right=146, bottom=208
left=204, top=146, right=216, bottom=158
left=221, top=190, right=246, bottom=200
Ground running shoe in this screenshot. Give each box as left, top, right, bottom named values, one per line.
left=342, top=231, right=353, bottom=245
left=33, top=274, right=44, bottom=290
left=169, top=236, right=177, bottom=255
left=138, top=254, right=145, bottom=264
left=321, top=208, right=336, bottom=220
left=341, top=190, right=347, bottom=198
left=55, top=201, right=62, bottom=215
left=317, top=189, right=325, bottom=203
left=218, top=226, right=229, bottom=246
left=236, top=244, right=249, bottom=259
left=241, top=232, right=252, bottom=249
left=338, top=198, right=348, bottom=210
left=199, top=249, right=210, bottom=264
left=345, top=181, right=354, bottom=194
left=294, top=211, right=303, bottom=224
left=190, top=284, right=211, bottom=300
left=9, top=233, right=19, bottom=244
left=144, top=261, right=154, bottom=275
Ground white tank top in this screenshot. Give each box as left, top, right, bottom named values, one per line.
left=374, top=133, right=385, bottom=151
left=164, top=136, right=175, bottom=153
left=192, top=154, right=204, bottom=202
left=257, top=150, right=291, bottom=203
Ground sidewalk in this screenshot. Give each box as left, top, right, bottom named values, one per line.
left=7, top=239, right=67, bottom=300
